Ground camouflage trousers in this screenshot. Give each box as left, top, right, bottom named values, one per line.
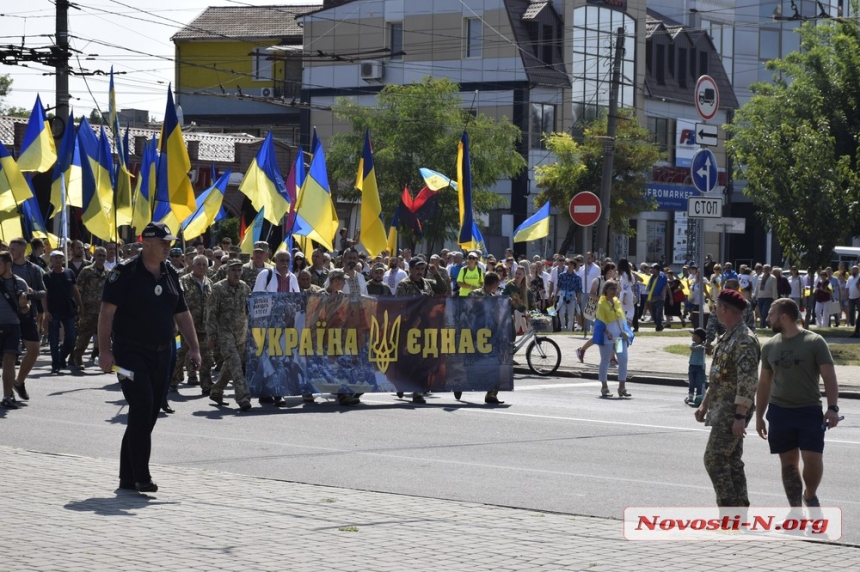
left=171, top=333, right=213, bottom=390
left=211, top=332, right=250, bottom=406
left=72, top=314, right=99, bottom=365
left=704, top=415, right=751, bottom=507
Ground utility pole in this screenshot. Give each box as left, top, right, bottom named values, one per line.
left=54, top=0, right=70, bottom=136
left=596, top=27, right=625, bottom=260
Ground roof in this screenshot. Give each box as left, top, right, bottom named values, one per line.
left=505, top=0, right=570, bottom=87
left=172, top=5, right=319, bottom=41
left=0, top=115, right=260, bottom=163
left=645, top=9, right=739, bottom=110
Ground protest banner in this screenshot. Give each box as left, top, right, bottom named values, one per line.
left=245, top=293, right=513, bottom=397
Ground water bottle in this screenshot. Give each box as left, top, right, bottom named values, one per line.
left=615, top=337, right=624, bottom=354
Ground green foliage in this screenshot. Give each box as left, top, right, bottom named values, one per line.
left=0, top=74, right=27, bottom=116
left=88, top=109, right=106, bottom=125
left=326, top=77, right=527, bottom=250
left=727, top=17, right=860, bottom=269
left=215, top=217, right=240, bottom=246
left=534, top=109, right=663, bottom=252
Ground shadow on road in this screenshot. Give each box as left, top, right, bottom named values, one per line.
left=64, top=492, right=178, bottom=516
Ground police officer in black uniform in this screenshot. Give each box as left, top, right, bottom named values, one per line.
left=98, top=222, right=201, bottom=493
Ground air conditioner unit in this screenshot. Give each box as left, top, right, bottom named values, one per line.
left=360, top=60, right=384, bottom=81
left=260, top=87, right=275, bottom=98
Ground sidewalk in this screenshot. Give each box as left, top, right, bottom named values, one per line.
left=2, top=446, right=857, bottom=571
left=515, top=332, right=860, bottom=398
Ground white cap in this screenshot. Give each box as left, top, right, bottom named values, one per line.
left=50, top=250, right=65, bottom=258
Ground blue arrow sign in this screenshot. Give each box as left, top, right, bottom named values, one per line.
left=690, top=149, right=717, bottom=193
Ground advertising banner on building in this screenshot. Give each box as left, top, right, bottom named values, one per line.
left=245, top=293, right=514, bottom=397
left=645, top=182, right=701, bottom=211
left=675, top=118, right=700, bottom=167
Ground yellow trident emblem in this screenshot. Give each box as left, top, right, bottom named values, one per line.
left=369, top=310, right=401, bottom=374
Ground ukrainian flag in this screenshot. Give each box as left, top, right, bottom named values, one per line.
left=419, top=167, right=458, bottom=191
left=294, top=129, right=338, bottom=252
left=80, top=125, right=116, bottom=242
left=356, top=129, right=387, bottom=256
left=182, top=169, right=231, bottom=240
left=239, top=207, right=265, bottom=255
left=157, top=86, right=196, bottom=223
left=456, top=131, right=476, bottom=249
left=49, top=113, right=82, bottom=217
left=239, top=132, right=289, bottom=225
left=513, top=201, right=551, bottom=243
left=0, top=208, right=23, bottom=242
left=386, top=205, right=399, bottom=255
left=21, top=193, right=49, bottom=241
left=284, top=149, right=305, bottom=234
left=0, top=142, right=34, bottom=209
left=17, top=95, right=57, bottom=173
left=132, top=139, right=157, bottom=235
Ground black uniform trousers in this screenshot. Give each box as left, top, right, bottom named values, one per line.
left=116, top=341, right=174, bottom=484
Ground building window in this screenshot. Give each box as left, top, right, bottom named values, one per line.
left=699, top=50, right=709, bottom=77
left=530, top=103, right=555, bottom=150
left=571, top=6, right=636, bottom=126
left=253, top=49, right=273, bottom=81
left=465, top=18, right=483, bottom=58
left=668, top=45, right=675, bottom=78
left=389, top=22, right=403, bottom=61
left=542, top=24, right=554, bottom=64
left=646, top=116, right=669, bottom=152
left=646, top=220, right=667, bottom=263
left=678, top=48, right=687, bottom=87
left=656, top=44, right=665, bottom=85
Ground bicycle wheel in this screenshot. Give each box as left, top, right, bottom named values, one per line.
left=525, top=336, right=561, bottom=376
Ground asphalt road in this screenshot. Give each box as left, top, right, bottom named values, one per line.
left=3, top=364, right=859, bottom=545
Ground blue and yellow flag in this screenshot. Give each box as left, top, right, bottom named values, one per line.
left=110, top=70, right=133, bottom=229
left=181, top=169, right=231, bottom=240
left=513, top=201, right=551, bottom=243
left=17, top=94, right=57, bottom=173
left=239, top=207, right=265, bottom=255
left=356, top=129, right=387, bottom=256
left=80, top=125, right=116, bottom=241
left=156, top=86, right=196, bottom=223
left=21, top=192, right=49, bottom=241
left=419, top=167, right=458, bottom=191
left=386, top=205, right=400, bottom=255
left=132, top=139, right=157, bottom=235
left=471, top=221, right=488, bottom=258
left=239, top=131, right=289, bottom=225
left=294, top=129, right=339, bottom=251
left=0, top=142, right=34, bottom=210
left=456, top=131, right=476, bottom=249
left=49, top=113, right=82, bottom=217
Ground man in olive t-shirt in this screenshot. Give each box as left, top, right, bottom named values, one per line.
left=756, top=299, right=840, bottom=508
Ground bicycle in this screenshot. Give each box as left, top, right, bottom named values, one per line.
left=513, top=321, right=561, bottom=376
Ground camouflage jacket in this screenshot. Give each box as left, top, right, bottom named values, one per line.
left=396, top=277, right=434, bottom=297
left=308, top=267, right=328, bottom=288
left=76, top=264, right=108, bottom=316
left=206, top=280, right=250, bottom=340
left=179, top=273, right=212, bottom=332
left=241, top=261, right=272, bottom=289
left=707, top=320, right=760, bottom=423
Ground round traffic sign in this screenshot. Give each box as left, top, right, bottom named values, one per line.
left=695, top=75, right=719, bottom=121
left=569, top=192, right=602, bottom=226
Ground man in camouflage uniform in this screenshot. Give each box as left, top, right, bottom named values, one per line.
left=171, top=255, right=213, bottom=394
left=308, top=248, right=329, bottom=288
left=395, top=259, right=436, bottom=404
left=395, top=259, right=435, bottom=297
left=240, top=241, right=272, bottom=288
left=71, top=246, right=108, bottom=369
left=695, top=289, right=760, bottom=507
left=206, top=259, right=252, bottom=411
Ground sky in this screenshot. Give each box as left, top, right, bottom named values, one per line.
left=0, top=0, right=322, bottom=121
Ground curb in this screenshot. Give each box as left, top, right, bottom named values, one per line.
left=514, top=367, right=860, bottom=400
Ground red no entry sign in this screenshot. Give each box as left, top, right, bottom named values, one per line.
left=569, top=192, right=602, bottom=226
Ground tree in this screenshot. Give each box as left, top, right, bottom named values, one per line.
left=88, top=109, right=106, bottom=125
left=535, top=108, right=663, bottom=254
left=326, top=77, right=527, bottom=252
left=727, top=17, right=860, bottom=269
left=0, top=74, right=28, bottom=117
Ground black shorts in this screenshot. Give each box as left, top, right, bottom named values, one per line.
left=19, top=313, right=39, bottom=343
left=766, top=403, right=825, bottom=454
left=0, top=324, right=21, bottom=355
